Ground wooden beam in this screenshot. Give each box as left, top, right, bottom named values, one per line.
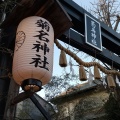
left=36, top=0, right=72, bottom=38
left=3, top=79, right=19, bottom=120
left=1, top=0, right=72, bottom=39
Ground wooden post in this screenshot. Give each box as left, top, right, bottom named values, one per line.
left=0, top=52, right=13, bottom=119
left=3, top=78, right=19, bottom=120
left=0, top=25, right=16, bottom=119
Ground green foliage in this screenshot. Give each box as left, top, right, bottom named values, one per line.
left=104, top=93, right=120, bottom=120
left=74, top=103, right=84, bottom=119
left=44, top=74, right=80, bottom=100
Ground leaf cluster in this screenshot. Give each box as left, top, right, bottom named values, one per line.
left=44, top=74, right=79, bottom=100
left=104, top=93, right=120, bottom=120
left=91, top=0, right=120, bottom=31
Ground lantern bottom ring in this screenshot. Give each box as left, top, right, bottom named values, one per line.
left=21, top=78, right=42, bottom=92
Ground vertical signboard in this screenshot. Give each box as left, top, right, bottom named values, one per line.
left=85, top=14, right=102, bottom=51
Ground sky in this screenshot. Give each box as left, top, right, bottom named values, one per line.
left=38, top=0, right=95, bottom=97
left=73, top=0, right=95, bottom=8
left=53, top=0, right=95, bottom=76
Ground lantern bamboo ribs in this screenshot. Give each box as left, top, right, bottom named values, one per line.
left=12, top=16, right=54, bottom=92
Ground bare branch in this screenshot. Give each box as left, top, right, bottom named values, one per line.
left=90, top=0, right=120, bottom=32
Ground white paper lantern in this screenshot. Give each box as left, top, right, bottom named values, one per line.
left=12, top=16, right=54, bottom=92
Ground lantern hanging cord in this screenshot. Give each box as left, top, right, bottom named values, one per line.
left=54, top=39, right=120, bottom=76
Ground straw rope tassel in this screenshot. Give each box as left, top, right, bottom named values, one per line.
left=107, top=74, right=116, bottom=88
left=79, top=65, right=87, bottom=81
left=94, top=65, right=101, bottom=79
left=59, top=50, right=67, bottom=67
left=54, top=39, right=120, bottom=76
